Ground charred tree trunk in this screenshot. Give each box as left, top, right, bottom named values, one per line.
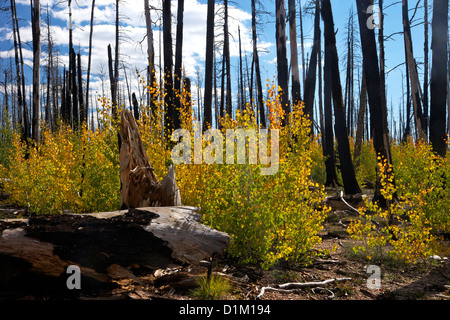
left=423, top=0, right=429, bottom=134
left=203, top=0, right=215, bottom=131
left=251, top=0, right=266, bottom=128
left=430, top=0, right=448, bottom=157
left=403, top=0, right=426, bottom=141
left=0, top=207, right=230, bottom=299
left=276, top=0, right=290, bottom=126
left=163, top=0, right=175, bottom=136
left=31, top=0, right=41, bottom=143
left=303, top=0, right=321, bottom=134
left=85, top=0, right=95, bottom=126
left=357, top=0, right=396, bottom=207
left=354, top=70, right=367, bottom=168
left=323, top=39, right=339, bottom=188
left=288, top=0, right=301, bottom=106
left=144, top=0, right=156, bottom=116
left=11, top=0, right=25, bottom=139
left=173, top=0, right=185, bottom=131
left=223, top=0, right=232, bottom=118
left=322, top=0, right=361, bottom=196
left=78, top=53, right=85, bottom=125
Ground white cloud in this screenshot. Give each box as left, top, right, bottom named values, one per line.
left=1, top=0, right=271, bottom=106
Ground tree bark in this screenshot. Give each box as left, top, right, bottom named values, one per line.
left=403, top=0, right=426, bottom=141
left=288, top=0, right=301, bottom=106
left=303, top=0, right=321, bottom=134
left=356, top=0, right=396, bottom=206
left=322, top=0, right=361, bottom=195
left=323, top=40, right=339, bottom=188
left=354, top=70, right=367, bottom=168
left=251, top=0, right=266, bottom=128
left=0, top=207, right=230, bottom=299
left=423, top=0, right=429, bottom=134
left=119, top=109, right=181, bottom=209
left=144, top=0, right=156, bottom=116
left=276, top=0, right=290, bottom=126
left=31, top=0, right=41, bottom=143
left=85, top=0, right=95, bottom=126
left=429, top=0, right=448, bottom=157
left=173, top=0, right=185, bottom=130
left=223, top=0, right=232, bottom=118
left=202, top=0, right=215, bottom=131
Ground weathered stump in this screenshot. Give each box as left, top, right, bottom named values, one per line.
left=119, top=109, right=181, bottom=209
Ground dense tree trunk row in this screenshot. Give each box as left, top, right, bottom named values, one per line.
left=0, top=0, right=448, bottom=197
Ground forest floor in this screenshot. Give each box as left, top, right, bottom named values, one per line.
left=0, top=186, right=449, bottom=301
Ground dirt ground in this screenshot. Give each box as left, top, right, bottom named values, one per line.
left=1, top=187, right=449, bottom=301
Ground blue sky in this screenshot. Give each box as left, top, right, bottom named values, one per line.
left=0, top=0, right=433, bottom=130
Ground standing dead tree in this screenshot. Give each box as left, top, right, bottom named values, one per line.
left=357, top=0, right=396, bottom=207
left=403, top=0, right=426, bottom=141
left=276, top=0, right=290, bottom=126
left=173, top=0, right=185, bottom=130
left=288, top=0, right=301, bottom=107
left=251, top=0, right=266, bottom=128
left=429, top=0, right=448, bottom=157
left=322, top=0, right=361, bottom=196
left=31, top=0, right=41, bottom=143
left=203, top=0, right=215, bottom=132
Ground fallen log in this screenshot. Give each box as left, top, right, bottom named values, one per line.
left=0, top=207, right=230, bottom=299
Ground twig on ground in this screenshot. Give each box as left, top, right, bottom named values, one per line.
left=340, top=191, right=360, bottom=214
left=256, top=277, right=352, bottom=299
left=312, top=287, right=335, bottom=299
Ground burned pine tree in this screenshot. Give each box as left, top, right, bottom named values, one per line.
left=303, top=0, right=321, bottom=134
left=322, top=0, right=361, bottom=196
left=251, top=0, right=266, bottom=128
left=402, top=0, right=426, bottom=141
left=430, top=0, right=449, bottom=157
left=173, top=0, right=185, bottom=131
left=163, top=0, right=174, bottom=136
left=202, top=0, right=215, bottom=132
left=31, top=0, right=41, bottom=143
left=288, top=0, right=301, bottom=107
left=144, top=0, right=156, bottom=116
left=276, top=0, right=290, bottom=126
left=356, top=0, right=396, bottom=207
left=85, top=0, right=96, bottom=127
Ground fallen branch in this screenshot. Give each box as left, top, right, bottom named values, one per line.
left=257, top=277, right=352, bottom=299
left=340, top=191, right=360, bottom=214
left=312, top=287, right=335, bottom=299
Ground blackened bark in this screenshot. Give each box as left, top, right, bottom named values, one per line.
left=85, top=0, right=95, bottom=126
left=303, top=0, right=321, bottom=134
left=323, top=42, right=339, bottom=188
left=276, top=0, right=290, bottom=126
left=174, top=0, right=184, bottom=130
left=31, top=0, right=41, bottom=143
left=403, top=0, right=426, bottom=141
left=203, top=0, right=215, bottom=131
left=251, top=0, right=266, bottom=128
left=288, top=0, right=301, bottom=106
left=356, top=0, right=396, bottom=206
left=322, top=0, right=361, bottom=195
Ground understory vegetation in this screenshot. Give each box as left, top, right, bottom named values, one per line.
left=0, top=82, right=449, bottom=269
